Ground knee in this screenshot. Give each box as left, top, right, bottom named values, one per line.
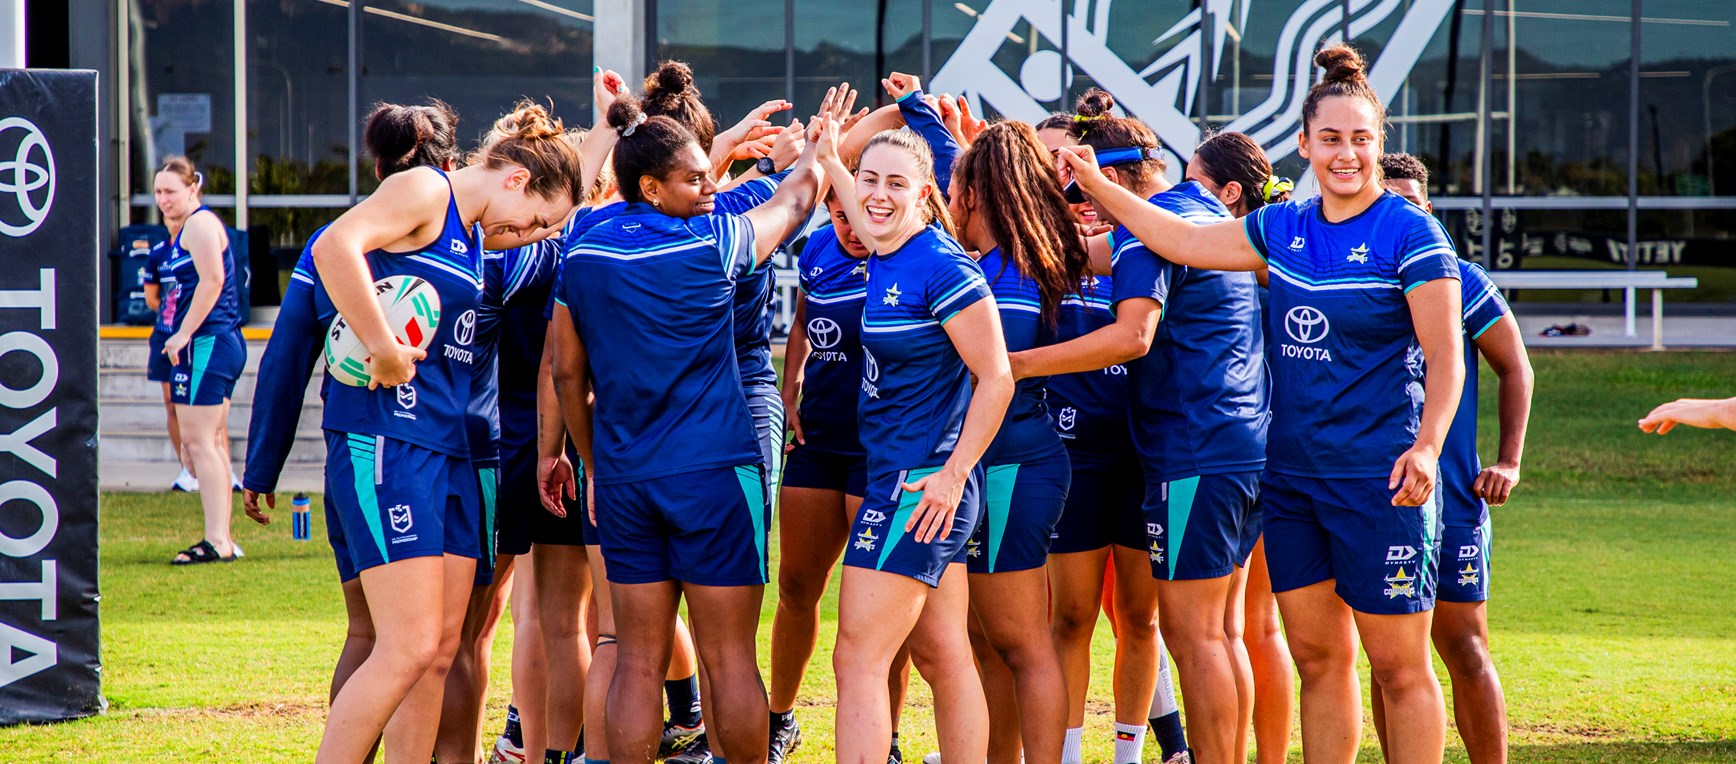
left=1050, top=599, right=1100, bottom=642
left=775, top=573, right=826, bottom=616
left=384, top=631, right=445, bottom=678
left=1115, top=611, right=1159, bottom=645
left=1287, top=639, right=1352, bottom=680
left=1368, top=654, right=1437, bottom=695
left=1435, top=632, right=1495, bottom=680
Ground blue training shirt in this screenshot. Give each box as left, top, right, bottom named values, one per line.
left=1047, top=275, right=1132, bottom=459
left=243, top=243, right=329, bottom=494
left=161, top=206, right=244, bottom=336
left=795, top=225, right=869, bottom=456
left=858, top=226, right=993, bottom=476
left=721, top=172, right=789, bottom=390
left=1111, top=182, right=1267, bottom=481
left=1244, top=190, right=1461, bottom=478
left=978, top=247, right=1065, bottom=465
left=313, top=168, right=485, bottom=460
left=1440, top=260, right=1510, bottom=526
left=469, top=219, right=568, bottom=462
left=557, top=203, right=762, bottom=484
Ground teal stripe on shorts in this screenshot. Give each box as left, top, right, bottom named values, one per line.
left=982, top=464, right=1021, bottom=573
left=188, top=335, right=216, bottom=403
left=735, top=465, right=769, bottom=575
left=1164, top=476, right=1200, bottom=581
left=877, top=466, right=939, bottom=571
left=347, top=434, right=389, bottom=563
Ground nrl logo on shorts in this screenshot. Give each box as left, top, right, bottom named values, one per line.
left=932, top=0, right=1455, bottom=167
left=388, top=503, right=413, bottom=533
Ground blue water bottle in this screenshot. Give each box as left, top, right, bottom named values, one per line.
left=291, top=493, right=312, bottom=541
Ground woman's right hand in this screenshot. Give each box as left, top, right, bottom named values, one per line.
left=367, top=342, right=425, bottom=390
left=538, top=453, right=576, bottom=516
left=901, top=466, right=968, bottom=543
left=1056, top=145, right=1108, bottom=193
left=882, top=72, right=921, bottom=101
left=781, top=384, right=805, bottom=452
left=594, top=68, right=626, bottom=112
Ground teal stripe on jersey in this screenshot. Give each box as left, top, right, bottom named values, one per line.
left=188, top=335, right=216, bottom=402
left=877, top=466, right=939, bottom=571
left=983, top=464, right=1021, bottom=573
left=347, top=434, right=390, bottom=563
left=1164, top=476, right=1200, bottom=581
left=735, top=465, right=769, bottom=576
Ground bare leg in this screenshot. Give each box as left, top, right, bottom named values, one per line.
left=769, top=487, right=856, bottom=713
left=332, top=578, right=380, bottom=764
left=437, top=554, right=516, bottom=763
left=162, top=382, right=185, bottom=472
left=1273, top=580, right=1360, bottom=764
left=685, top=584, right=772, bottom=764
left=1047, top=548, right=1110, bottom=729
left=1151, top=573, right=1247, bottom=764
left=969, top=611, right=1022, bottom=764
left=606, top=580, right=681, bottom=764
left=383, top=555, right=478, bottom=763
left=1240, top=539, right=1293, bottom=764
left=971, top=568, right=1067, bottom=764
left=174, top=403, right=234, bottom=556
left=1433, top=601, right=1507, bottom=763
left=906, top=565, right=989, bottom=764
left=1108, top=546, right=1162, bottom=729
left=1359, top=608, right=1446, bottom=764
left=512, top=555, right=551, bottom=758
left=585, top=546, right=618, bottom=760
left=537, top=544, right=594, bottom=754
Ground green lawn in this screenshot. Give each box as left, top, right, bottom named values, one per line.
left=4, top=350, right=1735, bottom=761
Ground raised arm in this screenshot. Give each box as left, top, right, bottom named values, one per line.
left=742, top=87, right=856, bottom=264
left=1057, top=145, right=1264, bottom=272
left=1471, top=314, right=1533, bottom=505
left=1389, top=279, right=1465, bottom=506
left=900, top=298, right=1013, bottom=544
left=582, top=69, right=626, bottom=197
left=310, top=169, right=446, bottom=388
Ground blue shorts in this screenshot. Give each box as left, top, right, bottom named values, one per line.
left=473, top=459, right=500, bottom=586
left=169, top=330, right=245, bottom=406
left=1261, top=472, right=1441, bottom=615
left=495, top=441, right=588, bottom=556
left=324, top=431, right=485, bottom=577
left=843, top=465, right=983, bottom=587
left=147, top=329, right=172, bottom=382
left=1437, top=520, right=1492, bottom=604
left=747, top=384, right=785, bottom=496
left=968, top=449, right=1071, bottom=574
left=1240, top=499, right=1264, bottom=562
left=781, top=444, right=868, bottom=497
left=325, top=477, right=359, bottom=583
left=1144, top=471, right=1261, bottom=581
left=593, top=464, right=770, bottom=586
left=1049, top=452, right=1144, bottom=555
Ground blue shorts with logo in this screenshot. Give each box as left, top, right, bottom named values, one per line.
left=593, top=464, right=770, bottom=587
left=169, top=330, right=246, bottom=406
left=1438, top=520, right=1492, bottom=603
left=843, top=465, right=983, bottom=587
left=747, top=384, right=785, bottom=496
left=1261, top=471, right=1440, bottom=615
left=782, top=443, right=868, bottom=498
left=323, top=431, right=485, bottom=578
left=495, top=441, right=589, bottom=556
left=1144, top=471, right=1261, bottom=581
left=147, top=328, right=173, bottom=383
left=968, top=449, right=1071, bottom=574
left=1049, top=451, right=1144, bottom=555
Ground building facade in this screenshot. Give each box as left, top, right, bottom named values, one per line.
left=37, top=0, right=1736, bottom=313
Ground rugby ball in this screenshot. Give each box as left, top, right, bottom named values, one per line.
left=324, top=276, right=442, bottom=387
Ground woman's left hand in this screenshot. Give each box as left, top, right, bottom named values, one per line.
left=1388, top=444, right=1439, bottom=507
left=901, top=466, right=967, bottom=543
left=163, top=332, right=190, bottom=366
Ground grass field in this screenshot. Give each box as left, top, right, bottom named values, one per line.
left=5, top=350, right=1736, bottom=762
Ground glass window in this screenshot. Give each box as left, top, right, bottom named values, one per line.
left=128, top=0, right=237, bottom=196
left=794, top=0, right=925, bottom=113
left=1637, top=1, right=1736, bottom=196
left=248, top=0, right=350, bottom=199
left=359, top=0, right=595, bottom=193
left=656, top=0, right=786, bottom=136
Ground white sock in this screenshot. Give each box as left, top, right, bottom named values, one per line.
left=1113, top=722, right=1148, bottom=764
left=1062, top=726, right=1084, bottom=764
left=1150, top=648, right=1180, bottom=718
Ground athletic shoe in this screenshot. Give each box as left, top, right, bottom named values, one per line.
left=663, top=730, right=712, bottom=764
left=231, top=541, right=245, bottom=558
left=1162, top=751, right=1193, bottom=764
left=768, top=714, right=802, bottom=764
left=658, top=722, right=706, bottom=761
left=487, top=736, right=528, bottom=764
left=922, top=754, right=942, bottom=764
left=171, top=468, right=198, bottom=492
left=888, top=744, right=904, bottom=764
left=232, top=472, right=244, bottom=492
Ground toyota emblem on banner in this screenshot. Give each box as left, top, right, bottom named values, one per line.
left=0, top=117, right=55, bottom=238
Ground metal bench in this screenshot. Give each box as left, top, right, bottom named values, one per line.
left=1486, top=270, right=1699, bottom=350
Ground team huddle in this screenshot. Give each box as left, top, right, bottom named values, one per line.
left=134, top=40, right=1538, bottom=764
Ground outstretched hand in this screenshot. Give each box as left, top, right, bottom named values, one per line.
left=594, top=68, right=626, bottom=113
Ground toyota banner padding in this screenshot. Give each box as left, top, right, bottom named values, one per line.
left=0, top=69, right=105, bottom=725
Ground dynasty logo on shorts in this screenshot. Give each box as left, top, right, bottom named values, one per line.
left=1384, top=545, right=1420, bottom=599
left=855, top=508, right=887, bottom=552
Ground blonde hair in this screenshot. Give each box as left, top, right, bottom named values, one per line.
left=469, top=100, right=586, bottom=204
left=860, top=128, right=957, bottom=238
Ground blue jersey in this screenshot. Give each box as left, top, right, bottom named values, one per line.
left=1046, top=275, right=1131, bottom=458
left=978, top=247, right=1064, bottom=465
left=720, top=173, right=787, bottom=389
left=313, top=169, right=485, bottom=459
left=858, top=226, right=993, bottom=475
left=1111, top=183, right=1267, bottom=481
left=796, top=226, right=869, bottom=456
left=243, top=244, right=329, bottom=493
left=1244, top=190, right=1461, bottom=478
left=161, top=207, right=244, bottom=336
left=1441, top=260, right=1510, bottom=526
left=557, top=203, right=762, bottom=484
left=470, top=221, right=566, bottom=460
left=144, top=240, right=177, bottom=333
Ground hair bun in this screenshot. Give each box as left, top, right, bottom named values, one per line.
left=1073, top=87, right=1115, bottom=119
left=501, top=100, right=563, bottom=141
left=1314, top=44, right=1366, bottom=85
left=647, top=61, right=697, bottom=100
left=606, top=98, right=645, bottom=132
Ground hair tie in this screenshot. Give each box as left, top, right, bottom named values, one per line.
left=193, top=171, right=204, bottom=188
left=1262, top=175, right=1294, bottom=203
left=620, top=112, right=648, bottom=137
left=1072, top=114, right=1105, bottom=123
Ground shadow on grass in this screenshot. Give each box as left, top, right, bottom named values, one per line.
left=1498, top=741, right=1736, bottom=763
